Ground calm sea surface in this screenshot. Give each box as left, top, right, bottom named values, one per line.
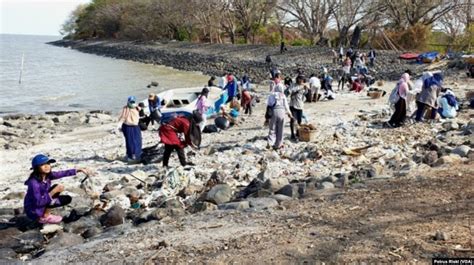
left=0, top=34, right=209, bottom=115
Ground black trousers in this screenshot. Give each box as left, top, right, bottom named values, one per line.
left=163, top=144, right=186, bottom=167
left=46, top=184, right=72, bottom=208
left=389, top=98, right=406, bottom=127
left=290, top=107, right=303, bottom=139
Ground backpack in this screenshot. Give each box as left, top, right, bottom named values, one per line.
left=388, top=83, right=400, bottom=105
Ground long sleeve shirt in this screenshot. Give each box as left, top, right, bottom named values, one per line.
left=118, top=106, right=140, bottom=126
left=289, top=84, right=308, bottom=110
left=267, top=92, right=291, bottom=114
left=159, top=116, right=191, bottom=148
left=24, top=169, right=77, bottom=220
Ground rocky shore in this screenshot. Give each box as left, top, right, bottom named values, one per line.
left=48, top=40, right=467, bottom=83
left=0, top=78, right=473, bottom=262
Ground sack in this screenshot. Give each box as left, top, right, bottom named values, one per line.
left=188, top=121, right=202, bottom=148
left=388, top=83, right=400, bottom=105
left=215, top=116, right=230, bottom=130
left=150, top=109, right=162, bottom=121
left=203, top=124, right=219, bottom=133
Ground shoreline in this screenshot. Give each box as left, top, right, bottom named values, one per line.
left=48, top=39, right=463, bottom=83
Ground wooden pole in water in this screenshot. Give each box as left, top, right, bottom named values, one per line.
left=19, top=53, right=24, bottom=84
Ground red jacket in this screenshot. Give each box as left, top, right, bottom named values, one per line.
left=159, top=117, right=190, bottom=148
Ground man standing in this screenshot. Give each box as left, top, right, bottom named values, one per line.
left=368, top=48, right=376, bottom=67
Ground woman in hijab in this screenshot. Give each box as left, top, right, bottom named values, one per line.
left=159, top=113, right=202, bottom=167
left=267, top=81, right=293, bottom=150
left=196, top=87, right=211, bottom=131
left=387, top=73, right=410, bottom=127
left=118, top=96, right=142, bottom=162
left=415, top=71, right=442, bottom=122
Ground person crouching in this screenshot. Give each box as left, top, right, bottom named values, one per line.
left=159, top=113, right=202, bottom=167
left=24, top=154, right=91, bottom=224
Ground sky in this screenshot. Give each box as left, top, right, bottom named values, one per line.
left=0, top=0, right=91, bottom=36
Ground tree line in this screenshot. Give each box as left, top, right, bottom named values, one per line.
left=61, top=0, right=473, bottom=51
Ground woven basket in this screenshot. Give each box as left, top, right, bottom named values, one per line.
left=368, top=90, right=383, bottom=99
left=298, top=127, right=316, bottom=142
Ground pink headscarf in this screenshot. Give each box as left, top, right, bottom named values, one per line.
left=398, top=73, right=410, bottom=99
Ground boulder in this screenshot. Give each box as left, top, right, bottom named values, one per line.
left=275, top=184, right=299, bottom=198
left=247, top=198, right=279, bottom=210
left=270, top=194, right=293, bottom=203
left=218, top=201, right=250, bottom=210
left=442, top=121, right=459, bottom=131
left=2, top=191, right=25, bottom=200
left=257, top=166, right=280, bottom=180
left=64, top=216, right=101, bottom=234
left=100, top=206, right=125, bottom=227
left=434, top=154, right=462, bottom=167
left=206, top=184, right=232, bottom=204
left=0, top=248, right=16, bottom=260
left=422, top=151, right=438, bottom=165
left=262, top=178, right=289, bottom=192
left=45, top=232, right=84, bottom=251
left=190, top=201, right=218, bottom=213
left=162, top=197, right=184, bottom=209
left=81, top=227, right=102, bottom=239
left=12, top=230, right=44, bottom=254
left=318, top=182, right=335, bottom=190
left=0, top=228, right=22, bottom=248
left=9, top=215, right=41, bottom=231
left=451, top=145, right=470, bottom=157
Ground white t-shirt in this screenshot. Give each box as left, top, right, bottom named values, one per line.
left=309, top=76, right=321, bottom=88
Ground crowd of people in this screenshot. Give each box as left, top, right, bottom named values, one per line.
left=386, top=70, right=459, bottom=128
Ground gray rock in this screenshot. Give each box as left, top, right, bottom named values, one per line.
left=148, top=207, right=185, bottom=221
left=318, top=182, right=335, bottom=190
left=262, top=178, right=289, bottom=192
left=422, top=151, right=438, bottom=165
left=100, top=206, right=125, bottom=227
left=190, top=201, right=218, bottom=213
left=321, top=176, right=338, bottom=183
left=52, top=115, right=69, bottom=123
left=2, top=191, right=25, bottom=200
left=247, top=189, right=273, bottom=198
left=434, top=231, right=450, bottom=241
left=0, top=248, right=16, bottom=260
left=257, top=167, right=280, bottom=180
left=451, top=145, right=470, bottom=157
left=434, top=154, right=462, bottom=167
left=81, top=227, right=102, bottom=239
left=442, top=121, right=459, bottom=131
left=100, top=190, right=125, bottom=201
left=45, top=232, right=84, bottom=251
left=0, top=228, right=22, bottom=249
left=206, top=184, right=232, bottom=204
left=247, top=198, right=279, bottom=210
left=0, top=208, right=15, bottom=216
left=12, top=230, right=44, bottom=254
left=218, top=201, right=250, bottom=210
left=270, top=194, right=293, bottom=203
left=162, top=197, right=184, bottom=209
left=64, top=216, right=101, bottom=234
left=296, top=182, right=307, bottom=197
left=275, top=184, right=299, bottom=198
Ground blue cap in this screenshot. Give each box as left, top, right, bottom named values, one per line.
left=31, top=154, right=56, bottom=169
left=127, top=96, right=136, bottom=103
